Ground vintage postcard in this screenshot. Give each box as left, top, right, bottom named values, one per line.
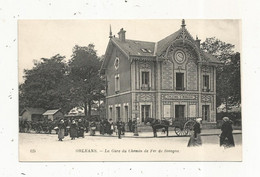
left=18, top=19, right=242, bottom=161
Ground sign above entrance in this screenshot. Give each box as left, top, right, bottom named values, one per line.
left=162, top=94, right=198, bottom=100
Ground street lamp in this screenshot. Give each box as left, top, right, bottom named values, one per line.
left=134, top=117, right=139, bottom=136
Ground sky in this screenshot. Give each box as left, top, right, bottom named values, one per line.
left=18, top=19, right=241, bottom=83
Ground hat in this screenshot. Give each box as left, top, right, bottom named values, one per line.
left=72, top=120, right=76, bottom=124
left=223, top=117, right=229, bottom=121
left=196, top=118, right=202, bottom=123
left=78, top=119, right=82, bottom=122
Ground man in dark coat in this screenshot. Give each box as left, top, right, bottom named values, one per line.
left=116, top=118, right=124, bottom=139
left=220, top=117, right=235, bottom=148
left=99, top=119, right=105, bottom=135
left=132, top=119, right=137, bottom=133
left=84, top=119, right=89, bottom=133
left=128, top=119, right=133, bottom=132
left=104, top=119, right=110, bottom=134
left=77, top=119, right=85, bottom=138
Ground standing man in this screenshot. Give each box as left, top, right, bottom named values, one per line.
left=116, top=118, right=123, bottom=139
left=128, top=119, right=133, bottom=132
left=77, top=119, right=85, bottom=138
left=99, top=119, right=105, bottom=135
left=132, top=118, right=137, bottom=134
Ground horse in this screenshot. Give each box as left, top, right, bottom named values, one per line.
left=144, top=117, right=170, bottom=137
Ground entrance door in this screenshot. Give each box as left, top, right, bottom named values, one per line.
left=175, top=105, right=185, bottom=120
left=202, top=105, right=210, bottom=121
left=141, top=105, right=150, bottom=122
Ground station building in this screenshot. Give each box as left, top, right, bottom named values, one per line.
left=100, top=20, right=222, bottom=126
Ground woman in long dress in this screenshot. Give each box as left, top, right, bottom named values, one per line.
left=187, top=118, right=202, bottom=147
left=58, top=119, right=66, bottom=141
left=220, top=117, right=235, bottom=148
left=70, top=120, right=78, bottom=140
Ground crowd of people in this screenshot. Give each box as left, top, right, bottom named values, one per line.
left=19, top=117, right=138, bottom=140
left=55, top=118, right=138, bottom=141
left=20, top=116, right=235, bottom=147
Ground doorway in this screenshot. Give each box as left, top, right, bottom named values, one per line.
left=175, top=105, right=185, bottom=120
left=141, top=105, right=150, bottom=123
left=202, top=105, right=210, bottom=121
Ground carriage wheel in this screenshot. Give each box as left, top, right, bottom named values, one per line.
left=184, top=120, right=196, bottom=136
left=174, top=127, right=188, bottom=136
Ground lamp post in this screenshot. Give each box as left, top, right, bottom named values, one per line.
left=134, top=117, right=139, bottom=136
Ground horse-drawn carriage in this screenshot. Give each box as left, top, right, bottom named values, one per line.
left=144, top=117, right=201, bottom=137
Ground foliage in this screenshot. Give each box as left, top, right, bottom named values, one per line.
left=68, top=44, right=105, bottom=116
left=19, top=54, right=75, bottom=113
left=201, top=37, right=241, bottom=109
left=19, top=44, right=106, bottom=116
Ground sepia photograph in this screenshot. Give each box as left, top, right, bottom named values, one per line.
left=18, top=19, right=242, bottom=161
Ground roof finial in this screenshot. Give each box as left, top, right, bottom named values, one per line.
left=109, top=24, right=113, bottom=38
left=181, top=19, right=186, bottom=28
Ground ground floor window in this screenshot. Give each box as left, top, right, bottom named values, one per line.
left=141, top=105, right=150, bottom=122
left=109, top=107, right=113, bottom=119
left=124, top=106, right=128, bottom=122
left=202, top=105, right=210, bottom=121
left=116, top=107, right=120, bottom=120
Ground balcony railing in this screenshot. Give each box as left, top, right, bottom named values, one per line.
left=141, top=84, right=150, bottom=90
left=175, top=87, right=185, bottom=91
left=202, top=87, right=210, bottom=92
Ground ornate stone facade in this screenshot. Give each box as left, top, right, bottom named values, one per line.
left=162, top=61, right=174, bottom=90
left=101, top=20, right=221, bottom=125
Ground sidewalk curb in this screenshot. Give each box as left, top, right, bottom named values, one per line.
left=94, top=132, right=242, bottom=139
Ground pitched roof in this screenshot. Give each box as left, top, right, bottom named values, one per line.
left=42, top=109, right=61, bottom=116
left=112, top=37, right=156, bottom=57
left=20, top=108, right=46, bottom=116
left=102, top=25, right=222, bottom=70
left=156, top=28, right=182, bottom=55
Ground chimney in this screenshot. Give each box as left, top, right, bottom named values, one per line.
left=195, top=35, right=201, bottom=48
left=118, top=28, right=126, bottom=42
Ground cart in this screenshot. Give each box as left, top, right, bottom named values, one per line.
left=163, top=117, right=201, bottom=136
left=165, top=117, right=199, bottom=136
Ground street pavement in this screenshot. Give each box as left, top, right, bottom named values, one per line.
left=19, top=129, right=242, bottom=161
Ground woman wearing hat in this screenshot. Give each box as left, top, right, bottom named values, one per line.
left=220, top=117, right=235, bottom=148
left=187, top=118, right=202, bottom=147
left=70, top=120, right=78, bottom=140
left=57, top=119, right=66, bottom=141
